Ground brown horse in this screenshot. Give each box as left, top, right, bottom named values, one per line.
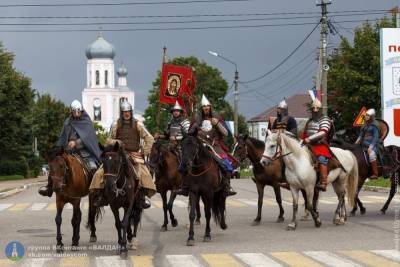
left=149, top=140, right=201, bottom=232
left=233, top=135, right=318, bottom=224
left=46, top=146, right=98, bottom=252
left=181, top=134, right=227, bottom=246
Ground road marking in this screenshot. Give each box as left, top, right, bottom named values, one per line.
left=65, top=203, right=73, bottom=210
left=8, top=203, right=30, bottom=211
left=46, top=203, right=57, bottom=211
left=0, top=259, right=14, bottom=266
left=270, top=252, right=322, bottom=267
left=202, top=253, right=243, bottom=267
left=173, top=200, right=188, bottom=208
left=226, top=199, right=247, bottom=208
left=29, top=203, right=48, bottom=211
left=60, top=256, right=89, bottom=267
left=236, top=199, right=257, bottom=206
left=131, top=255, right=154, bottom=267
left=151, top=200, right=163, bottom=209
left=262, top=198, right=278, bottom=206
left=0, top=204, right=13, bottom=211
left=319, top=199, right=337, bottom=204
left=340, top=250, right=399, bottom=267
left=82, top=202, right=89, bottom=210
left=371, top=250, right=400, bottom=262
left=20, top=258, right=52, bottom=267
left=166, top=255, right=203, bottom=267
left=96, top=256, right=129, bottom=267
left=304, top=251, right=362, bottom=267
left=357, top=198, right=374, bottom=203
left=281, top=200, right=292, bottom=206
left=234, top=252, right=283, bottom=267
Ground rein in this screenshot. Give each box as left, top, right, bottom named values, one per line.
left=103, top=152, right=127, bottom=197
left=261, top=133, right=292, bottom=162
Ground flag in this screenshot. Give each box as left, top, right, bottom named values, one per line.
left=160, top=64, right=195, bottom=111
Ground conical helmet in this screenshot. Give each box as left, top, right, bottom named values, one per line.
left=278, top=99, right=288, bottom=109
left=311, top=98, right=322, bottom=109
left=201, top=94, right=211, bottom=107
left=172, top=100, right=183, bottom=111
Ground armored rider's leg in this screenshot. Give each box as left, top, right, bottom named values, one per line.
left=278, top=162, right=290, bottom=190
left=223, top=171, right=237, bottom=196
left=316, top=156, right=329, bottom=191
left=176, top=176, right=190, bottom=196
left=38, top=175, right=53, bottom=197
left=138, top=188, right=151, bottom=209
left=368, top=149, right=379, bottom=179
left=89, top=166, right=108, bottom=207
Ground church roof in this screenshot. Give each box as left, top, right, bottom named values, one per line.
left=86, top=35, right=115, bottom=59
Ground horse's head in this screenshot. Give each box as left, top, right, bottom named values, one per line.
left=181, top=135, right=201, bottom=175
left=45, top=146, right=67, bottom=194
left=149, top=140, right=164, bottom=169
left=233, top=134, right=249, bottom=162
left=260, top=130, right=281, bottom=166
left=101, top=142, right=125, bottom=190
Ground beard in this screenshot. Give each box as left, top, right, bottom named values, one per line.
left=312, top=109, right=322, bottom=121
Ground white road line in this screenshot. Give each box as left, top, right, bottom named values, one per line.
left=236, top=199, right=257, bottom=206
left=0, top=204, right=13, bottom=211
left=20, top=258, right=52, bottom=267
left=166, top=255, right=203, bottom=267
left=173, top=200, right=188, bottom=208
left=304, top=251, right=363, bottom=267
left=30, top=203, right=49, bottom=211
left=235, top=252, right=283, bottom=267
left=96, top=256, right=129, bottom=267
left=65, top=203, right=73, bottom=210
left=371, top=249, right=400, bottom=262
left=319, top=199, right=337, bottom=204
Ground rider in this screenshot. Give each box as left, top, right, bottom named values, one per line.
left=355, top=108, right=380, bottom=179
left=89, top=100, right=156, bottom=209
left=178, top=94, right=237, bottom=197
left=38, top=100, right=101, bottom=197
left=271, top=99, right=298, bottom=189
left=300, top=98, right=333, bottom=192
left=271, top=99, right=298, bottom=136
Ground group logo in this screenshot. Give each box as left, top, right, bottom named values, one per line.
left=5, top=241, right=25, bottom=262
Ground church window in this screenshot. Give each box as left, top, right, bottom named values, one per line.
left=96, top=70, right=100, bottom=85
left=105, top=70, right=108, bottom=86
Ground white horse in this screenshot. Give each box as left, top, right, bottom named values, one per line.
left=260, top=130, right=358, bottom=230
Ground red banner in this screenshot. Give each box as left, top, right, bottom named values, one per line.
left=160, top=64, right=195, bottom=111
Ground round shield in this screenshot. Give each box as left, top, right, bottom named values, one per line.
left=376, top=118, right=389, bottom=141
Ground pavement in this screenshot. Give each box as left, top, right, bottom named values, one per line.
left=0, top=176, right=47, bottom=199
left=0, top=179, right=399, bottom=266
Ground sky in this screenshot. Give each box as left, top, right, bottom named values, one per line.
left=0, top=0, right=398, bottom=119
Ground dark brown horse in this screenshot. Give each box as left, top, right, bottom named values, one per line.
left=149, top=140, right=201, bottom=232
left=46, top=147, right=98, bottom=252
left=181, top=134, right=227, bottom=246
left=94, top=142, right=140, bottom=259
left=233, top=135, right=318, bottom=224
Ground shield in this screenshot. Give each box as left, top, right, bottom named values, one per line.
left=376, top=119, right=389, bottom=141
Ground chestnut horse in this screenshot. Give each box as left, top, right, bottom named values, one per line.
left=46, top=147, right=98, bottom=252
left=149, top=140, right=201, bottom=232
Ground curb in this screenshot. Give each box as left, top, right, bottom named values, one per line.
left=0, top=180, right=47, bottom=199
left=362, top=185, right=390, bottom=193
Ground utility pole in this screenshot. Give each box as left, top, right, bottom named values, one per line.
left=317, top=0, right=331, bottom=116
left=234, top=69, right=239, bottom=136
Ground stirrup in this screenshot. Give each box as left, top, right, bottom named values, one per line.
left=38, top=186, right=53, bottom=197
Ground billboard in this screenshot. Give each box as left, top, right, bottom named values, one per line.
left=381, top=28, right=400, bottom=146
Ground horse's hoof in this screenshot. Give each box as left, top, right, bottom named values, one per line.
left=160, top=225, right=168, bottom=232
left=315, top=218, right=322, bottom=228
left=129, top=238, right=138, bottom=250
left=350, top=211, right=356, bottom=217
left=276, top=217, right=284, bottom=223
left=195, top=220, right=201, bottom=225
left=120, top=250, right=128, bottom=259
left=360, top=208, right=366, bottom=215
left=56, top=244, right=64, bottom=253
left=220, top=222, right=227, bottom=230
left=286, top=223, right=297, bottom=231
left=203, top=235, right=211, bottom=242
left=333, top=218, right=340, bottom=225
left=380, top=209, right=386, bottom=215
left=187, top=239, right=195, bottom=246
left=339, top=218, right=345, bottom=225
left=172, top=219, right=178, bottom=227
left=251, top=220, right=261, bottom=226
left=71, top=245, right=79, bottom=251
left=89, top=236, right=97, bottom=243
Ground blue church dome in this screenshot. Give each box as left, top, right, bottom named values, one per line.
left=86, top=35, right=115, bottom=59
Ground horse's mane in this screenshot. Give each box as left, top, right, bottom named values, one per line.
left=279, top=133, right=313, bottom=161
left=248, top=137, right=265, bottom=150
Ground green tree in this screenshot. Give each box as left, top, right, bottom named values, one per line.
left=93, top=122, right=108, bottom=145
left=144, top=56, right=247, bottom=135
left=327, top=17, right=395, bottom=141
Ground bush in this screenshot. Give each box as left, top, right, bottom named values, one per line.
left=0, top=159, right=28, bottom=177
left=27, top=155, right=44, bottom=177
left=0, top=175, right=25, bottom=181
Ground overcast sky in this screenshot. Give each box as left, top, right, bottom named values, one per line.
left=0, top=0, right=398, bottom=118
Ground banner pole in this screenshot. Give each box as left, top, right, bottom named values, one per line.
left=156, top=46, right=167, bottom=133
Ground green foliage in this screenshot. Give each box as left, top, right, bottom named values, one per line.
left=365, top=176, right=391, bottom=188
left=143, top=56, right=247, bottom=136
left=93, top=122, right=108, bottom=145
left=328, top=18, right=395, bottom=141
left=0, top=159, right=28, bottom=177
left=0, top=175, right=25, bottom=182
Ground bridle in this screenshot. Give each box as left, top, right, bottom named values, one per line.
left=103, top=151, right=126, bottom=197
left=261, top=133, right=292, bottom=162
left=50, top=156, right=69, bottom=183
left=185, top=138, right=213, bottom=177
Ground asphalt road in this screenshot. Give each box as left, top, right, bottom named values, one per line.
left=0, top=179, right=399, bottom=267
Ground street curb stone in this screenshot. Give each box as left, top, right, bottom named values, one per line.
left=0, top=181, right=46, bottom=199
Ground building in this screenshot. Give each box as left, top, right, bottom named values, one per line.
left=82, top=34, right=135, bottom=130
left=247, top=94, right=310, bottom=140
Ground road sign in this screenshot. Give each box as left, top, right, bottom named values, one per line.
left=353, top=107, right=367, bottom=127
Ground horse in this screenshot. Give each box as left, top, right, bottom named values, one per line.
left=149, top=140, right=201, bottom=231
left=260, top=130, right=359, bottom=230
left=233, top=135, right=319, bottom=224
left=331, top=140, right=399, bottom=215
left=45, top=146, right=98, bottom=252
left=94, top=142, right=141, bottom=259
left=180, top=133, right=227, bottom=246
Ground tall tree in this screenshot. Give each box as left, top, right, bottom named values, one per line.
left=327, top=17, right=395, bottom=141
left=143, top=56, right=247, bottom=135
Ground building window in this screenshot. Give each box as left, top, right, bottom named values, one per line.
left=95, top=70, right=100, bottom=85
left=89, top=71, right=91, bottom=87
left=105, top=70, right=108, bottom=86
left=93, top=98, right=101, bottom=121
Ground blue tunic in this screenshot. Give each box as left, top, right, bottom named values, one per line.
left=358, top=122, right=380, bottom=151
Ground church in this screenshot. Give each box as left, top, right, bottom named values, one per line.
left=82, top=34, right=135, bottom=131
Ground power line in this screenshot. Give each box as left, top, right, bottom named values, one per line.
left=0, top=0, right=250, bottom=8
left=240, top=22, right=320, bottom=84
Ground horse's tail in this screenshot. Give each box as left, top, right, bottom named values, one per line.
left=212, top=189, right=227, bottom=230
left=346, top=153, right=359, bottom=209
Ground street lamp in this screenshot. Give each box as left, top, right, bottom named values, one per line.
left=208, top=50, right=239, bottom=136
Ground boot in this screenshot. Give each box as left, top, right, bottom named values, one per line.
left=176, top=177, right=189, bottom=197
left=369, top=160, right=379, bottom=179
left=278, top=181, right=290, bottom=190
left=316, top=164, right=328, bottom=192
left=224, top=172, right=237, bottom=196
left=91, top=189, right=108, bottom=207
left=38, top=175, right=53, bottom=197
left=139, top=188, right=151, bottom=209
